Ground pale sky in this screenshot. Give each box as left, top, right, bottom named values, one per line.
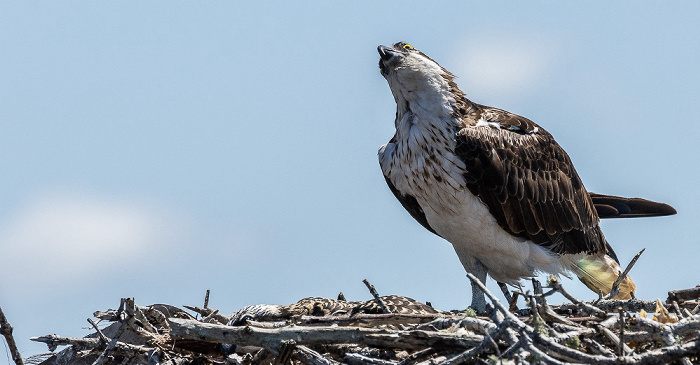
left=1, top=2, right=699, bottom=358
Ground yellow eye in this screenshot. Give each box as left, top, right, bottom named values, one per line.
left=403, top=44, right=414, bottom=50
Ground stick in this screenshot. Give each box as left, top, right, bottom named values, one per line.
left=87, top=318, right=109, bottom=345
left=548, top=277, right=607, bottom=318
left=183, top=305, right=231, bottom=324
left=468, top=273, right=620, bottom=364
left=31, top=334, right=154, bottom=354
left=362, top=279, right=392, bottom=314
left=438, top=333, right=497, bottom=365
left=293, top=345, right=343, bottom=365
left=344, top=352, right=397, bottom=365
left=632, top=315, right=677, bottom=346
left=273, top=339, right=296, bottom=365
left=607, top=248, right=645, bottom=299
left=0, top=306, right=24, bottom=365
left=618, top=307, right=625, bottom=357
left=93, top=298, right=133, bottom=365
left=594, top=322, right=632, bottom=356
left=668, top=285, right=700, bottom=304
left=168, top=318, right=483, bottom=351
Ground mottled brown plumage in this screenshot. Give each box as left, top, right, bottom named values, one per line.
left=455, top=104, right=605, bottom=256
left=229, top=295, right=438, bottom=324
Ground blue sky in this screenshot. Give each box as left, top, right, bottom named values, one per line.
left=1, top=2, right=699, bottom=359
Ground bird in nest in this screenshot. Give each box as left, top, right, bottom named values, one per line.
left=377, top=42, right=676, bottom=312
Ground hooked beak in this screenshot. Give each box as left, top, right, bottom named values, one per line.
left=378, top=45, right=400, bottom=76
left=378, top=45, right=397, bottom=61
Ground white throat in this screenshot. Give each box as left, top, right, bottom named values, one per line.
left=386, top=62, right=460, bottom=130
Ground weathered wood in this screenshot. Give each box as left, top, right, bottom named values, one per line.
left=27, top=279, right=700, bottom=365
left=363, top=279, right=392, bottom=314
left=183, top=305, right=231, bottom=324
left=293, top=345, right=343, bottom=365
left=0, top=306, right=24, bottom=365
left=31, top=334, right=154, bottom=354
left=606, top=248, right=645, bottom=300
left=548, top=277, right=607, bottom=318
left=667, top=286, right=700, bottom=303
left=167, top=318, right=483, bottom=351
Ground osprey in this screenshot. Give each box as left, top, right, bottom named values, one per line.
left=377, top=42, right=676, bottom=311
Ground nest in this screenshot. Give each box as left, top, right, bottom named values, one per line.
left=5, top=276, right=698, bottom=365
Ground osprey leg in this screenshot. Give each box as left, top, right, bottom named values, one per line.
left=498, top=282, right=514, bottom=304
left=469, top=259, right=488, bottom=313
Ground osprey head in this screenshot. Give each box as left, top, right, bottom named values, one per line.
left=378, top=42, right=447, bottom=79
left=378, top=42, right=462, bottom=115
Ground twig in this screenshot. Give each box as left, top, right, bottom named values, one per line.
left=362, top=279, right=392, bottom=314
left=201, top=309, right=221, bottom=323
left=606, top=248, right=645, bottom=299
left=583, top=338, right=615, bottom=357
left=273, top=339, right=296, bottom=365
left=672, top=301, right=684, bottom=318
left=93, top=298, right=133, bottom=365
left=519, top=331, right=570, bottom=365
left=538, top=304, right=578, bottom=327
left=87, top=318, right=109, bottom=345
left=623, top=338, right=700, bottom=365
left=183, top=305, right=231, bottom=324
left=594, top=322, right=632, bottom=356
left=31, top=334, right=154, bottom=354
left=532, top=278, right=546, bottom=307
left=204, top=289, right=210, bottom=309
left=415, top=355, right=449, bottom=365
left=413, top=317, right=497, bottom=335
left=468, top=273, right=620, bottom=364
left=396, top=347, right=438, bottom=365
left=438, top=331, right=497, bottom=365
left=293, top=345, right=343, bottom=365
left=0, top=306, right=24, bottom=365
left=345, top=352, right=397, bottom=365
left=133, top=305, right=158, bottom=334
left=632, top=315, right=676, bottom=345
left=585, top=299, right=658, bottom=313
left=618, top=307, right=625, bottom=357
left=549, top=277, right=607, bottom=318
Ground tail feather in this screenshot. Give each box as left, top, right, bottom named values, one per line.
left=590, top=193, right=677, bottom=218
left=564, top=253, right=636, bottom=299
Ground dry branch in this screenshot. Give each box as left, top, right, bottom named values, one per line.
left=668, top=285, right=700, bottom=303
left=363, top=279, right=392, bottom=314
left=31, top=334, right=154, bottom=354
left=168, top=318, right=484, bottom=351
left=26, top=280, right=700, bottom=365
left=606, top=248, right=645, bottom=300
left=0, top=306, right=24, bottom=365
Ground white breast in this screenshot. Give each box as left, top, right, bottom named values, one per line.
left=379, top=117, right=564, bottom=285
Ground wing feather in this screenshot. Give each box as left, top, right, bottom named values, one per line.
left=591, top=193, right=677, bottom=218
left=456, top=106, right=605, bottom=255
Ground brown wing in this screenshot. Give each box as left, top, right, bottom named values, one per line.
left=456, top=105, right=606, bottom=255
left=591, top=193, right=677, bottom=218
